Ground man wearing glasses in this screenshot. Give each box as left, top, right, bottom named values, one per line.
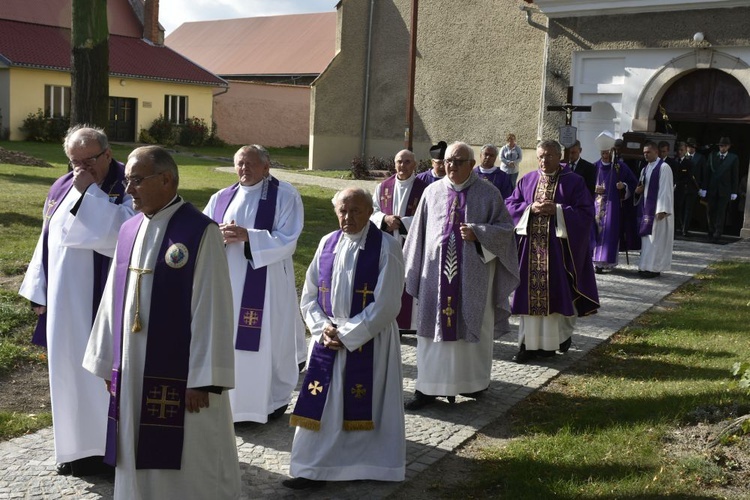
left=19, top=125, right=135, bottom=476
left=403, top=141, right=520, bottom=410
left=505, top=140, right=599, bottom=363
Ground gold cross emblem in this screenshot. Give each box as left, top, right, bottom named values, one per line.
left=146, top=385, right=181, bottom=419
left=380, top=188, right=392, bottom=206
left=442, top=296, right=455, bottom=328
left=351, top=383, right=367, bottom=399
left=243, top=309, right=260, bottom=327
left=44, top=200, right=57, bottom=221
left=355, top=283, right=375, bottom=309
left=318, top=281, right=330, bottom=304
left=308, top=380, right=323, bottom=395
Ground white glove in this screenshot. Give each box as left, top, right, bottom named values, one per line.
left=698, top=189, right=707, bottom=197
left=731, top=193, right=738, bottom=201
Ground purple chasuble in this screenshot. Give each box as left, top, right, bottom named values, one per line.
left=32, top=161, right=126, bottom=347
left=105, top=203, right=211, bottom=469
left=637, top=160, right=663, bottom=236
left=290, top=222, right=382, bottom=432
left=473, top=166, right=513, bottom=200
left=506, top=168, right=599, bottom=318
left=211, top=177, right=279, bottom=351
left=378, top=174, right=426, bottom=329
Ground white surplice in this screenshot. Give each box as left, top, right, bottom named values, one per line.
left=637, top=161, right=675, bottom=272
left=371, top=174, right=419, bottom=329
left=290, top=226, right=405, bottom=482
left=203, top=179, right=306, bottom=422
left=83, top=200, right=240, bottom=500
left=19, top=181, right=134, bottom=463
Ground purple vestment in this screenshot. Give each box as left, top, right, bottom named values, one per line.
left=473, top=166, right=513, bottom=200
left=592, top=160, right=639, bottom=265
left=505, top=167, right=599, bottom=317
left=403, top=173, right=519, bottom=343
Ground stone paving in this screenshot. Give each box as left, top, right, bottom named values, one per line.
left=1, top=167, right=747, bottom=498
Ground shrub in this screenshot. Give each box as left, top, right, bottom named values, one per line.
left=204, top=121, right=227, bottom=147
left=138, top=128, right=157, bottom=144
left=147, top=115, right=176, bottom=146
left=351, top=156, right=368, bottom=179
left=417, top=158, right=431, bottom=173
left=178, top=117, right=209, bottom=147
left=19, top=109, right=69, bottom=142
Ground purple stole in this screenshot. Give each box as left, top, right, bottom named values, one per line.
left=290, top=223, right=382, bottom=432
left=211, top=177, right=279, bottom=351
left=637, top=160, right=663, bottom=236
left=32, top=161, right=126, bottom=347
left=105, top=203, right=210, bottom=469
left=439, top=187, right=467, bottom=341
left=378, top=175, right=425, bottom=329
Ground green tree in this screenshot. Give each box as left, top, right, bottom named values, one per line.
left=70, top=0, right=109, bottom=128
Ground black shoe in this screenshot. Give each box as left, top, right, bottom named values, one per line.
left=70, top=456, right=113, bottom=477
left=595, top=266, right=603, bottom=274
left=640, top=270, right=660, bottom=279
left=282, top=477, right=326, bottom=490
left=404, top=390, right=436, bottom=410
left=446, top=396, right=456, bottom=404
left=558, top=337, right=572, bottom=353
left=56, top=462, right=71, bottom=476
left=298, top=361, right=306, bottom=373
left=268, top=404, right=288, bottom=420
left=512, top=348, right=536, bottom=364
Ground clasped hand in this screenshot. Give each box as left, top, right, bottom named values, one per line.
left=531, top=200, right=556, bottom=216
left=219, top=219, right=249, bottom=244
left=323, top=324, right=344, bottom=350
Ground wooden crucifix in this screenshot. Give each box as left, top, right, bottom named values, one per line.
left=547, top=86, right=592, bottom=159
left=547, top=86, right=592, bottom=126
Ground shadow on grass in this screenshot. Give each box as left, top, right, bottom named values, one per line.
left=0, top=212, right=42, bottom=229
left=0, top=172, right=59, bottom=187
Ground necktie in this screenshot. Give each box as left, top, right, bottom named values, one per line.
left=720, top=154, right=726, bottom=161
left=571, top=162, right=577, bottom=172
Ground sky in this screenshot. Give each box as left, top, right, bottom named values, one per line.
left=159, top=0, right=341, bottom=36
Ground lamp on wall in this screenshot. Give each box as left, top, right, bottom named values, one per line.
left=692, top=32, right=711, bottom=47
left=119, top=79, right=126, bottom=87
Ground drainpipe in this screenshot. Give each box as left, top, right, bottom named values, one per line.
left=360, top=0, right=375, bottom=160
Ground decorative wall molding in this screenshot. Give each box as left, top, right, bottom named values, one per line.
left=534, top=0, right=749, bottom=18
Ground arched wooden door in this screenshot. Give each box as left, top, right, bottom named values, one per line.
left=657, top=69, right=750, bottom=236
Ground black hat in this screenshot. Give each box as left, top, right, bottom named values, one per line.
left=686, top=137, right=697, bottom=147
left=429, top=141, right=447, bottom=160
left=719, top=137, right=731, bottom=145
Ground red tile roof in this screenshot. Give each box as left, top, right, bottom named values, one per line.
left=165, top=13, right=336, bottom=77
left=0, top=19, right=225, bottom=86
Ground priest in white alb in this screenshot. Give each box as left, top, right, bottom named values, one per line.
left=204, top=145, right=306, bottom=423
left=370, top=148, right=427, bottom=332
left=402, top=141, right=519, bottom=410
left=19, top=125, right=134, bottom=476
left=635, top=140, right=675, bottom=278
left=83, top=146, right=240, bottom=499
left=284, top=187, right=405, bottom=490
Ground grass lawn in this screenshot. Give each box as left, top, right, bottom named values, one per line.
left=437, top=260, right=750, bottom=499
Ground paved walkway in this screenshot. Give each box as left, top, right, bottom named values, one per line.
left=1, top=168, right=748, bottom=498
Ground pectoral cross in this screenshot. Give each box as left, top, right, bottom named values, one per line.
left=146, top=385, right=181, bottom=419
left=129, top=266, right=153, bottom=332
left=355, top=283, right=374, bottom=309
left=442, top=296, right=455, bottom=327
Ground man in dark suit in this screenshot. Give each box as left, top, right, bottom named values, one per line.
left=700, top=137, right=739, bottom=242
left=672, top=141, right=701, bottom=236
left=567, top=140, right=597, bottom=196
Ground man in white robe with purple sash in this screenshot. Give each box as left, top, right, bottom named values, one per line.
left=402, top=142, right=519, bottom=410
left=370, top=149, right=426, bottom=332
left=635, top=141, right=674, bottom=278
left=204, top=145, right=306, bottom=423
left=19, top=125, right=134, bottom=476
left=285, top=187, right=405, bottom=490
left=83, top=146, right=240, bottom=499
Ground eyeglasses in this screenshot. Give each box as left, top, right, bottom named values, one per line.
left=68, top=149, right=107, bottom=168
left=122, top=173, right=162, bottom=188
left=444, top=157, right=469, bottom=166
